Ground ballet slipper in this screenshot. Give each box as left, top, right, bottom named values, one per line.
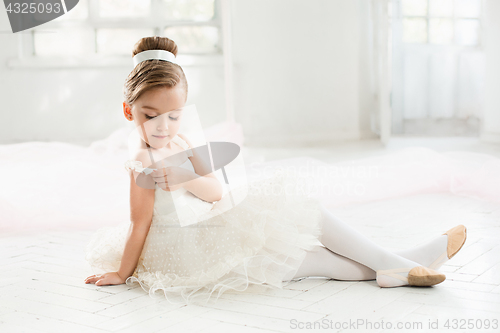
left=428, top=225, right=467, bottom=270
left=376, top=266, right=446, bottom=288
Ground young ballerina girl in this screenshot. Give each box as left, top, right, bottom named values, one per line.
left=84, top=36, right=468, bottom=305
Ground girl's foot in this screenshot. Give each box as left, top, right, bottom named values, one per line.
left=376, top=266, right=446, bottom=288
left=428, top=225, right=467, bottom=269
left=394, top=225, right=467, bottom=270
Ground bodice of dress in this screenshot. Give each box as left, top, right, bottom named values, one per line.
left=124, top=135, right=214, bottom=227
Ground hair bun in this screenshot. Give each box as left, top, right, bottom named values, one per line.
left=124, top=35, right=188, bottom=107
left=132, top=36, right=178, bottom=58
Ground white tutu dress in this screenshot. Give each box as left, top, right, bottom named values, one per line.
left=84, top=136, right=324, bottom=305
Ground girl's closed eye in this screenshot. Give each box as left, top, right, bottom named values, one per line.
left=145, top=114, right=179, bottom=121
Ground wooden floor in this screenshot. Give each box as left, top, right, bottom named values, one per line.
left=1, top=137, right=499, bottom=333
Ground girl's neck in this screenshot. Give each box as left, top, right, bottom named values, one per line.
left=141, top=136, right=183, bottom=159
left=143, top=135, right=177, bottom=150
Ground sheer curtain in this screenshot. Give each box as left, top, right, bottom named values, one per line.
left=390, top=0, right=485, bottom=136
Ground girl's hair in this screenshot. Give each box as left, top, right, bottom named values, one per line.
left=124, top=36, right=188, bottom=106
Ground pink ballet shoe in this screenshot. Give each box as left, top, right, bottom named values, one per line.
left=428, top=225, right=467, bottom=270
left=376, top=266, right=446, bottom=288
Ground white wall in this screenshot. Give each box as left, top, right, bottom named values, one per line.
left=0, top=0, right=376, bottom=147
left=482, top=0, right=500, bottom=143
left=231, top=0, right=375, bottom=147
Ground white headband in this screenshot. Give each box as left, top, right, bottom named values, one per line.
left=132, top=50, right=177, bottom=67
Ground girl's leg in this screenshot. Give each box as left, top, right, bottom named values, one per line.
left=317, top=204, right=439, bottom=287
left=291, top=246, right=375, bottom=281
left=291, top=206, right=450, bottom=282
left=393, top=236, right=448, bottom=269
left=291, top=237, right=449, bottom=281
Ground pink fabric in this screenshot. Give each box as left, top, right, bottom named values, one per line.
left=246, top=147, right=500, bottom=209
left=0, top=126, right=498, bottom=233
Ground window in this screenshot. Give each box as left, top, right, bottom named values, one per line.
left=399, top=0, right=482, bottom=46
left=390, top=0, right=486, bottom=136
left=12, top=0, right=222, bottom=68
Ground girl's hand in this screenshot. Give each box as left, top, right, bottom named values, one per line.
left=151, top=166, right=196, bottom=192
left=84, top=272, right=125, bottom=286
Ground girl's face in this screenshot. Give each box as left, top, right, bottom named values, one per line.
left=123, top=85, right=186, bottom=149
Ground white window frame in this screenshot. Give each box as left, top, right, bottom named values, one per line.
left=8, top=0, right=224, bottom=69
left=399, top=0, right=484, bottom=47
left=390, top=0, right=485, bottom=134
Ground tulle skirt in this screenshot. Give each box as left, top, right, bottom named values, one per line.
left=84, top=169, right=324, bottom=305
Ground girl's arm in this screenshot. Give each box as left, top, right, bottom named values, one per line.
left=117, top=152, right=156, bottom=281
left=177, top=133, right=223, bottom=203
left=183, top=174, right=223, bottom=203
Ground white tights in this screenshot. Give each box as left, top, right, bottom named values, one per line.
left=291, top=204, right=448, bottom=285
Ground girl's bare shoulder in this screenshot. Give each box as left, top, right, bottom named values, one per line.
left=133, top=148, right=155, bottom=169
left=175, top=133, right=193, bottom=149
